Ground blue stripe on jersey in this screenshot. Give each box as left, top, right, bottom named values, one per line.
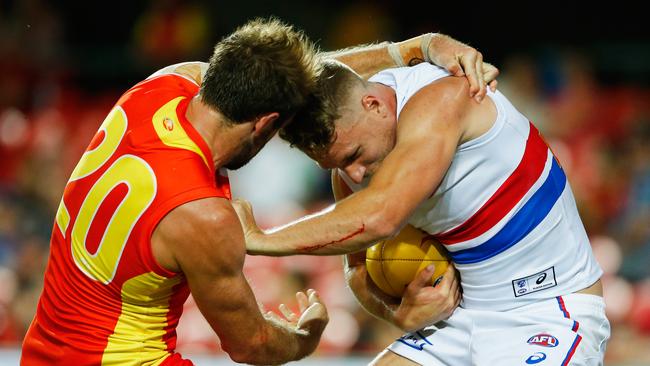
left=450, top=158, right=567, bottom=264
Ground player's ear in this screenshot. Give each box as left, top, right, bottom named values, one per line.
left=361, top=94, right=381, bottom=114
left=252, top=112, right=279, bottom=137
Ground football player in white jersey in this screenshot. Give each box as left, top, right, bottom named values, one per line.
left=234, top=55, right=609, bottom=364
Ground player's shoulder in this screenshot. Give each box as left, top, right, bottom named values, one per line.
left=163, top=196, right=237, bottom=237
left=146, top=62, right=205, bottom=84
left=402, top=76, right=472, bottom=117
left=370, top=63, right=450, bottom=88
left=137, top=72, right=199, bottom=96
left=155, top=196, right=245, bottom=268
left=120, top=72, right=198, bottom=104
left=393, top=75, right=479, bottom=147
left=113, top=73, right=199, bottom=119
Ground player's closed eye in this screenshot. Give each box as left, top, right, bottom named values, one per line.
left=342, top=146, right=361, bottom=167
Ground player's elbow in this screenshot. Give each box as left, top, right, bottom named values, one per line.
left=220, top=333, right=266, bottom=365
left=221, top=339, right=250, bottom=364
left=224, top=348, right=250, bottom=365
left=223, top=326, right=298, bottom=365
left=223, top=341, right=270, bottom=365
left=359, top=188, right=406, bottom=241
left=366, top=205, right=402, bottom=241
left=344, top=264, right=367, bottom=296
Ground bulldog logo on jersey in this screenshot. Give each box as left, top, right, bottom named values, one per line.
left=527, top=333, right=559, bottom=348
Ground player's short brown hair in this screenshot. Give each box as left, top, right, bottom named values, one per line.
left=279, top=60, right=363, bottom=159
left=201, top=18, right=319, bottom=126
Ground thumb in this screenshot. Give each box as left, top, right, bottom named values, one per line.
left=409, top=264, right=437, bottom=290
left=297, top=302, right=328, bottom=330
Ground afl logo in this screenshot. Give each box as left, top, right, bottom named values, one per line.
left=163, top=117, right=174, bottom=131
left=527, top=334, right=559, bottom=348
left=536, top=273, right=547, bottom=284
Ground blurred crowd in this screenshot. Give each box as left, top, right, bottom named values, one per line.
left=1, top=0, right=648, bottom=364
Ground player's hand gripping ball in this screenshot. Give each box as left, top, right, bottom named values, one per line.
left=366, top=225, right=450, bottom=297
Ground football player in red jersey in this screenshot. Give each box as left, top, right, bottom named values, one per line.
left=21, top=17, right=497, bottom=365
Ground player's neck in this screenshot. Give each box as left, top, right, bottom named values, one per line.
left=185, top=95, right=242, bottom=169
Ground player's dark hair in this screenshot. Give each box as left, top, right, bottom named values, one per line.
left=201, top=18, right=319, bottom=126
left=279, top=60, right=363, bottom=158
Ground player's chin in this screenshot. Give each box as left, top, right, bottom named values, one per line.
left=225, top=146, right=260, bottom=170
left=224, top=157, right=251, bottom=170
left=367, top=160, right=385, bottom=177
left=363, top=166, right=377, bottom=179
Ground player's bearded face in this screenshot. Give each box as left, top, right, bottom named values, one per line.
left=225, top=128, right=277, bottom=170
left=224, top=137, right=255, bottom=170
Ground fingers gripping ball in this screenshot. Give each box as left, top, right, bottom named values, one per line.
left=366, top=225, right=449, bottom=297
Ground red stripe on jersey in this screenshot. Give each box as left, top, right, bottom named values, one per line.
left=87, top=129, right=106, bottom=151
left=557, top=296, right=572, bottom=318
left=561, top=334, right=582, bottom=366
left=436, top=123, right=548, bottom=245
left=85, top=183, right=129, bottom=254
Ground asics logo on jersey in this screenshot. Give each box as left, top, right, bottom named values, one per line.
left=527, top=333, right=559, bottom=347
left=512, top=267, right=557, bottom=298
left=525, top=352, right=547, bottom=364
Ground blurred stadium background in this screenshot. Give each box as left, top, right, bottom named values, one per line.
left=0, top=1, right=648, bottom=364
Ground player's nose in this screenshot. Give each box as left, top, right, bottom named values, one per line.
left=344, top=164, right=366, bottom=184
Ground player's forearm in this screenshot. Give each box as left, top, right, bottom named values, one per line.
left=345, top=259, right=399, bottom=325
left=249, top=193, right=399, bottom=256
left=262, top=321, right=317, bottom=364
left=325, top=35, right=428, bottom=79
left=324, top=42, right=395, bottom=79
left=235, top=319, right=316, bottom=365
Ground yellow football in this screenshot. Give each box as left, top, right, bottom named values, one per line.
left=366, top=224, right=449, bottom=297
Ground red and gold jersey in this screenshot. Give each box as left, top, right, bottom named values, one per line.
left=21, top=74, right=229, bottom=365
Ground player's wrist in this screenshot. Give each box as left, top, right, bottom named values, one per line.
left=292, top=330, right=321, bottom=360
left=244, top=230, right=268, bottom=255
left=419, top=32, right=436, bottom=63
left=389, top=33, right=438, bottom=67
left=387, top=42, right=407, bottom=67
left=389, top=35, right=421, bottom=67
left=390, top=300, right=414, bottom=331
left=391, top=305, right=412, bottom=332
left=247, top=231, right=293, bottom=257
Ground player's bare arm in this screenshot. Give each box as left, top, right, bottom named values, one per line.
left=346, top=251, right=460, bottom=332
left=151, top=197, right=328, bottom=365
left=327, top=33, right=498, bottom=100
left=331, top=173, right=402, bottom=326
left=236, top=76, right=496, bottom=256
left=146, top=35, right=499, bottom=100
left=334, top=173, right=461, bottom=331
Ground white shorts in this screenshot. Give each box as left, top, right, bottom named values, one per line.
left=388, top=294, right=610, bottom=366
